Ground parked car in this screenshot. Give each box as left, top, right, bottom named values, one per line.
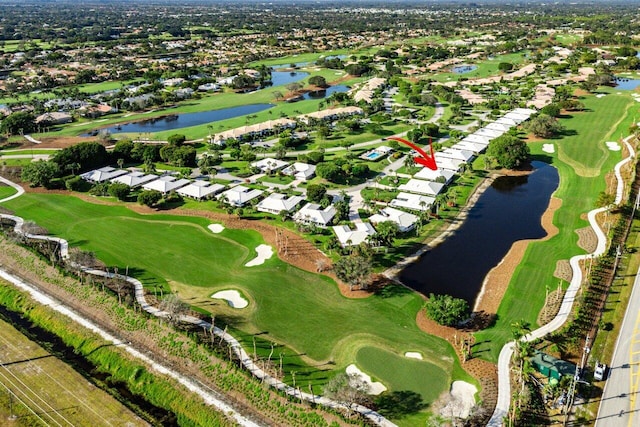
left=594, top=362, right=607, bottom=381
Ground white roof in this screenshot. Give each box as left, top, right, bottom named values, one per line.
left=435, top=157, right=465, bottom=172
left=142, top=175, right=190, bottom=193
left=463, top=134, right=492, bottom=145
left=251, top=158, right=289, bottom=172
left=369, top=207, right=418, bottom=232
left=439, top=148, right=475, bottom=162
left=502, top=112, right=529, bottom=124
left=111, top=171, right=158, bottom=187
left=390, top=192, right=435, bottom=212
left=293, top=203, right=336, bottom=226
left=218, top=185, right=264, bottom=206
left=452, top=140, right=487, bottom=153
left=512, top=108, right=536, bottom=116
left=80, top=167, right=127, bottom=183
left=475, top=127, right=504, bottom=138
left=399, top=179, right=444, bottom=196
left=413, top=167, right=456, bottom=183
left=282, top=162, right=316, bottom=180
left=333, top=222, right=376, bottom=247
left=177, top=182, right=225, bottom=199
left=485, top=122, right=512, bottom=132
left=496, top=117, right=519, bottom=127
left=256, top=193, right=304, bottom=213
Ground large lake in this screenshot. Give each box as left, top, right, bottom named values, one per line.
left=399, top=162, right=559, bottom=306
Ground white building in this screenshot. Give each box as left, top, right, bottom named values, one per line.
left=110, top=171, right=158, bottom=188
left=485, top=122, right=513, bottom=133
left=333, top=222, right=376, bottom=247
left=453, top=140, right=487, bottom=154
left=399, top=179, right=445, bottom=196
left=177, top=181, right=225, bottom=200
left=256, top=193, right=304, bottom=214
left=475, top=127, right=505, bottom=139
left=439, top=148, right=475, bottom=162
left=282, top=162, right=316, bottom=181
left=80, top=167, right=127, bottom=183
left=218, top=185, right=263, bottom=207
left=369, top=207, right=418, bottom=233
left=413, top=167, right=456, bottom=184
left=142, top=176, right=190, bottom=194
left=250, top=158, right=289, bottom=173
left=390, top=192, right=435, bottom=212
left=436, top=157, right=465, bottom=172
left=464, top=134, right=492, bottom=146
left=293, top=203, right=336, bottom=228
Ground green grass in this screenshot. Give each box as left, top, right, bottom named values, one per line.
left=0, top=185, right=17, bottom=200
left=430, top=52, right=530, bottom=83
left=2, top=193, right=468, bottom=419
left=474, top=91, right=637, bottom=362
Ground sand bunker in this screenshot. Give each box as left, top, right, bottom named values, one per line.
left=245, top=244, right=274, bottom=267
left=440, top=381, right=477, bottom=419
left=208, top=224, right=225, bottom=233
left=346, top=364, right=387, bottom=395
left=542, top=143, right=555, bottom=153
left=596, top=93, right=607, bottom=98
left=212, top=290, right=248, bottom=309
left=606, top=141, right=621, bottom=151
left=404, top=352, right=423, bottom=360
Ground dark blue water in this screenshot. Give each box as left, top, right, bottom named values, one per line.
left=92, top=104, right=273, bottom=134
left=303, top=85, right=349, bottom=100
left=614, top=76, right=640, bottom=90
left=399, top=162, right=559, bottom=305
left=452, top=65, right=478, bottom=74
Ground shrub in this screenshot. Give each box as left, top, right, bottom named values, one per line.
left=425, top=294, right=470, bottom=326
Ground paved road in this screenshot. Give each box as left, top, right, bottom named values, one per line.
left=595, top=261, right=640, bottom=427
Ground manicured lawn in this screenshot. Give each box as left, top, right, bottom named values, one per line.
left=430, top=52, right=529, bottom=83
left=0, top=185, right=17, bottom=200
left=474, top=92, right=637, bottom=362
left=2, top=193, right=467, bottom=420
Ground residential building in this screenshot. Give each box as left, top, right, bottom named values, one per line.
left=218, top=185, right=263, bottom=207
left=177, top=181, right=225, bottom=200
left=256, top=193, right=304, bottom=214
left=110, top=171, right=158, bottom=188
left=251, top=158, right=289, bottom=173
left=399, top=179, right=445, bottom=196
left=142, top=175, right=190, bottom=194
left=369, top=207, right=418, bottom=233
left=333, top=222, right=376, bottom=247
left=390, top=192, right=435, bottom=211
left=293, top=203, right=336, bottom=228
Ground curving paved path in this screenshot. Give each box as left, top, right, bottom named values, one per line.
left=488, top=136, right=636, bottom=426
left=0, top=176, right=396, bottom=427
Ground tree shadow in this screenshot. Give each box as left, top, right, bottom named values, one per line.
left=374, top=282, right=412, bottom=298
left=375, top=390, right=426, bottom=419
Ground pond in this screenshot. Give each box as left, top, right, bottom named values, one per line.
left=90, top=103, right=273, bottom=135
left=452, top=64, right=478, bottom=74
left=399, top=161, right=559, bottom=306
left=303, top=85, right=349, bottom=100
left=268, top=70, right=309, bottom=87
left=614, top=76, right=640, bottom=91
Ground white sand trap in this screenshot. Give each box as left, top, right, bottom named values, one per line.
left=208, top=224, right=225, bottom=233
left=542, top=143, right=555, bottom=154
left=346, top=364, right=387, bottom=395
left=212, top=290, right=248, bottom=309
left=596, top=93, right=607, bottom=98
left=245, top=244, right=273, bottom=267
left=440, top=381, right=478, bottom=419
left=404, top=351, right=423, bottom=360
left=606, top=141, right=621, bottom=151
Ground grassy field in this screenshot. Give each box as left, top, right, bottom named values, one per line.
left=1, top=193, right=474, bottom=423
left=0, top=317, right=145, bottom=426
left=430, top=52, right=530, bottom=83
left=0, top=185, right=17, bottom=200
left=474, top=91, right=637, bottom=362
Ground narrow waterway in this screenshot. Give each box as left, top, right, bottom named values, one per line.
left=399, top=161, right=559, bottom=306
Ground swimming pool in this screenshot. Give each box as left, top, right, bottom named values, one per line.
left=367, top=151, right=382, bottom=160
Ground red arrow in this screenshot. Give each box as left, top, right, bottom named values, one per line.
left=387, top=136, right=438, bottom=171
